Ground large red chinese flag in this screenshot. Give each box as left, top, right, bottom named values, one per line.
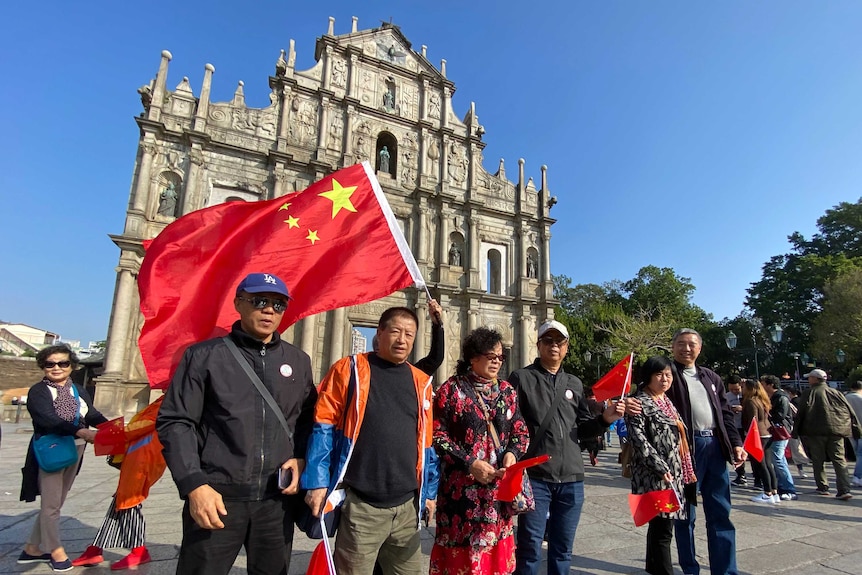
left=138, top=162, right=424, bottom=388
left=743, top=417, right=763, bottom=462
left=592, top=353, right=634, bottom=403
left=628, top=489, right=681, bottom=527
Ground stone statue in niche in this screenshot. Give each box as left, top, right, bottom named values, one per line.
left=383, top=84, right=396, bottom=111
left=448, top=242, right=462, bottom=266
left=158, top=182, right=178, bottom=217
left=331, top=58, right=347, bottom=88
left=379, top=146, right=391, bottom=173
left=429, top=93, right=441, bottom=119
left=427, top=140, right=439, bottom=175
left=527, top=253, right=538, bottom=279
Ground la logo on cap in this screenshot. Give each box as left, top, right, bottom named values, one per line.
left=263, top=274, right=277, bottom=285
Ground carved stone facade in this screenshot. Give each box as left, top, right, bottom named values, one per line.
left=97, top=20, right=558, bottom=417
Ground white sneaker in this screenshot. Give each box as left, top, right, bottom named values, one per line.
left=770, top=494, right=781, bottom=504
left=852, top=476, right=862, bottom=487
left=751, top=493, right=772, bottom=503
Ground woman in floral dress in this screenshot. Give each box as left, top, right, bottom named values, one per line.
left=431, top=327, right=530, bottom=575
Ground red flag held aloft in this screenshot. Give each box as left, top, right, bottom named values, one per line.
left=592, top=353, right=634, bottom=403
left=138, top=162, right=424, bottom=388
left=628, top=489, right=681, bottom=527
left=743, top=417, right=764, bottom=462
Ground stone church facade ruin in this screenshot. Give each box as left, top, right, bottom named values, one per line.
left=97, top=17, right=558, bottom=416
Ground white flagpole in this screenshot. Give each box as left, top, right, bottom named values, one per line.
left=619, top=352, right=634, bottom=399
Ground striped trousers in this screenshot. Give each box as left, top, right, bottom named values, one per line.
left=92, top=496, right=146, bottom=549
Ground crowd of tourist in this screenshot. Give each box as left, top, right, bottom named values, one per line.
left=14, top=275, right=862, bottom=575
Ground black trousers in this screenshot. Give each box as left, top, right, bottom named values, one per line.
left=645, top=516, right=674, bottom=575
left=176, top=497, right=294, bottom=575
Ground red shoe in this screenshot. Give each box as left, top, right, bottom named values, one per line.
left=71, top=546, right=104, bottom=567
left=111, top=547, right=151, bottom=571
left=589, top=453, right=598, bottom=466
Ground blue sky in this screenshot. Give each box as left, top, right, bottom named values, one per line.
left=2, top=1, right=861, bottom=345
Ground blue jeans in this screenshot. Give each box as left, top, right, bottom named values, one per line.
left=674, top=435, right=738, bottom=575
left=515, top=479, right=584, bottom=575
left=768, top=439, right=795, bottom=494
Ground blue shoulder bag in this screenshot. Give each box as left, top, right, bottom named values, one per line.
left=33, top=384, right=81, bottom=473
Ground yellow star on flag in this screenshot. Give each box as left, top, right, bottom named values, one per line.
left=284, top=216, right=300, bottom=228
left=306, top=230, right=320, bottom=245
left=319, top=178, right=358, bottom=219
left=278, top=202, right=291, bottom=211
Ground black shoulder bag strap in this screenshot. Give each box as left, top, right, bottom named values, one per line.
left=223, top=336, right=293, bottom=443
left=534, top=373, right=568, bottom=444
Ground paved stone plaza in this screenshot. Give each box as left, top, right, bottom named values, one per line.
left=1, top=423, right=860, bottom=574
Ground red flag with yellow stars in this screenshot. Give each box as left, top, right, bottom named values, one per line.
left=628, top=489, right=681, bottom=527
left=138, top=162, right=424, bottom=389
left=591, top=353, right=634, bottom=403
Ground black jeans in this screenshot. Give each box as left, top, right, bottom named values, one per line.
left=176, top=497, right=294, bottom=575
left=645, top=516, right=674, bottom=575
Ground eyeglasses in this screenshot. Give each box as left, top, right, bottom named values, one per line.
left=43, top=361, right=72, bottom=369
left=539, top=337, right=568, bottom=347
left=238, top=296, right=288, bottom=313
left=482, top=353, right=506, bottom=363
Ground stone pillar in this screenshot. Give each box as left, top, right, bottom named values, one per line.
left=147, top=50, right=172, bottom=123
left=322, top=46, right=333, bottom=91
left=129, top=140, right=156, bottom=218
left=416, top=203, right=428, bottom=264
left=347, top=54, right=359, bottom=99
left=441, top=85, right=451, bottom=130
left=277, top=85, right=294, bottom=142
left=519, top=313, right=532, bottom=371
left=300, top=314, right=317, bottom=358
left=317, top=98, right=330, bottom=157
left=467, top=211, right=480, bottom=288
left=329, top=307, right=346, bottom=366
left=104, top=267, right=136, bottom=373
left=542, top=226, right=551, bottom=281
left=192, top=63, right=215, bottom=132
left=182, top=145, right=204, bottom=214
left=467, top=308, right=479, bottom=332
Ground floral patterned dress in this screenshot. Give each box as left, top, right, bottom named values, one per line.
left=430, top=373, right=530, bottom=575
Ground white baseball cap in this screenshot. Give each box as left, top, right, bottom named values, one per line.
left=803, top=368, right=827, bottom=380
left=538, top=320, right=569, bottom=340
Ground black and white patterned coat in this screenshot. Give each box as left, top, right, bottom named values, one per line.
left=625, top=390, right=688, bottom=520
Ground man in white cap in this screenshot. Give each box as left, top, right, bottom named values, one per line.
left=511, top=320, right=625, bottom=575
left=793, top=368, right=861, bottom=501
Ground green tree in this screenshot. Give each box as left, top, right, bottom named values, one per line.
left=747, top=198, right=862, bottom=364
left=810, top=267, right=862, bottom=376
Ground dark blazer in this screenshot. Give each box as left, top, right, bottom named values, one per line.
left=20, top=380, right=107, bottom=502
left=667, top=361, right=741, bottom=467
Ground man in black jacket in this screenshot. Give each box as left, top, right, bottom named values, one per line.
left=157, top=273, right=317, bottom=575
left=667, top=328, right=744, bottom=575
left=511, top=320, right=625, bottom=575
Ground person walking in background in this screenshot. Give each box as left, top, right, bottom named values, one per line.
left=846, top=380, right=862, bottom=486
left=793, top=369, right=860, bottom=501
left=761, top=375, right=797, bottom=501
left=626, top=356, right=697, bottom=575
left=19, top=344, right=108, bottom=572
left=430, top=327, right=529, bottom=574
left=510, top=320, right=627, bottom=575
left=725, top=376, right=747, bottom=487
left=667, top=328, right=744, bottom=575
left=783, top=385, right=810, bottom=478
left=742, top=379, right=779, bottom=504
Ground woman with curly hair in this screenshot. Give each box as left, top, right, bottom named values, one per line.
left=430, top=327, right=530, bottom=575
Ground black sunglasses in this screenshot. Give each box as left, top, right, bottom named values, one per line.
left=238, top=296, right=288, bottom=313
left=43, top=361, right=72, bottom=369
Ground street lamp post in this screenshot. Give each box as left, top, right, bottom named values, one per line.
left=726, top=330, right=760, bottom=379
left=837, top=349, right=846, bottom=364
left=791, top=352, right=801, bottom=381
left=584, top=348, right=613, bottom=380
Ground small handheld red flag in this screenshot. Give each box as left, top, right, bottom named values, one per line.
left=743, top=417, right=763, bottom=462
left=592, top=353, right=634, bottom=403
left=497, top=454, right=550, bottom=501
left=94, top=417, right=126, bottom=456
left=628, top=489, right=681, bottom=527
left=305, top=541, right=333, bottom=575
